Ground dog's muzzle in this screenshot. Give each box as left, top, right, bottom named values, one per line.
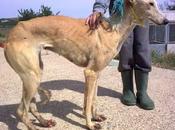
left=163, top=18, right=169, bottom=25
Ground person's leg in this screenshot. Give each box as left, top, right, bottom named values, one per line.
left=133, top=24, right=155, bottom=110
left=118, top=32, right=136, bottom=106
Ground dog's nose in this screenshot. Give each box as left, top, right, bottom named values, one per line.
left=163, top=19, right=169, bottom=25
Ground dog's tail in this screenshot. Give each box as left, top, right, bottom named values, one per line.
left=38, top=88, right=52, bottom=104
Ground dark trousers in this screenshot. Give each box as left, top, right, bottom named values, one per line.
left=118, top=23, right=151, bottom=72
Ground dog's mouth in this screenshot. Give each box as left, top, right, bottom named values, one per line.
left=149, top=17, right=169, bottom=25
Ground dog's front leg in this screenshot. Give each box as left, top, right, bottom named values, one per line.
left=84, top=69, right=101, bottom=130
left=91, top=79, right=107, bottom=122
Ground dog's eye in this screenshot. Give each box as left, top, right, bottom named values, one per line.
left=149, top=2, right=154, bottom=6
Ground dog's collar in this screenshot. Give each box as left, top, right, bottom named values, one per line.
left=130, top=6, right=144, bottom=26
left=100, top=5, right=144, bottom=31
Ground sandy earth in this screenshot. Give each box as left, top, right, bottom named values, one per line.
left=0, top=48, right=175, bottom=130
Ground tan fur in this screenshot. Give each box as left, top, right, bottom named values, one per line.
left=4, top=0, right=166, bottom=130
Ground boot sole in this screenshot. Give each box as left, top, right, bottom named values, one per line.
left=121, top=99, right=136, bottom=106
left=136, top=98, right=155, bottom=110
left=136, top=100, right=155, bottom=110
left=137, top=103, right=155, bottom=110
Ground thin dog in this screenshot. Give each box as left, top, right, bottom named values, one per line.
left=4, top=0, right=168, bottom=130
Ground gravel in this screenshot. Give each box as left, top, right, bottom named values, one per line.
left=0, top=48, right=175, bottom=130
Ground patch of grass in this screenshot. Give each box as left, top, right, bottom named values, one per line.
left=0, top=32, right=7, bottom=42
left=0, top=33, right=5, bottom=38
left=152, top=51, right=175, bottom=70
left=0, top=21, right=17, bottom=28
left=0, top=25, right=13, bottom=42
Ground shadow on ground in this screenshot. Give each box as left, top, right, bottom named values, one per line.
left=0, top=104, right=19, bottom=130
left=0, top=100, right=85, bottom=130
left=41, top=79, right=122, bottom=98
left=0, top=80, right=121, bottom=130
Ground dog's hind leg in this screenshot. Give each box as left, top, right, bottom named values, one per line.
left=32, top=52, right=51, bottom=105
left=17, top=73, right=41, bottom=130
left=28, top=53, right=56, bottom=128
left=29, top=97, right=56, bottom=128
left=4, top=43, right=40, bottom=130
left=4, top=43, right=54, bottom=130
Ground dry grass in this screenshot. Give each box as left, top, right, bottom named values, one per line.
left=0, top=27, right=11, bottom=43
left=152, top=51, right=175, bottom=70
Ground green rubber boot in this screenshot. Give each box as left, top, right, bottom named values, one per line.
left=135, top=70, right=155, bottom=110
left=121, top=70, right=136, bottom=106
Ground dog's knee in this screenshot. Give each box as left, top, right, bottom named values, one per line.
left=84, top=69, right=97, bottom=79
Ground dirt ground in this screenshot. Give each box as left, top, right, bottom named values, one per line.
left=0, top=48, right=175, bottom=130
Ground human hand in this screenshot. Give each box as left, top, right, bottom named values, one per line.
left=85, top=12, right=102, bottom=30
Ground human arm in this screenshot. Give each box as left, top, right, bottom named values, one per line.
left=93, top=0, right=110, bottom=14
left=85, top=0, right=110, bottom=29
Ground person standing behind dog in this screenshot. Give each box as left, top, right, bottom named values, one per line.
left=85, top=0, right=155, bottom=110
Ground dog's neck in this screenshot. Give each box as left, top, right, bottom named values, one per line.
left=100, top=4, right=137, bottom=53
left=113, top=10, right=136, bottom=51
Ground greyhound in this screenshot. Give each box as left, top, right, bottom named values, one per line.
left=4, top=0, right=168, bottom=130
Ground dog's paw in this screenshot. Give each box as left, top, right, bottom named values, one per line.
left=88, top=123, right=102, bottom=130
left=46, top=119, right=56, bottom=127
left=39, top=119, right=56, bottom=128
left=92, top=114, right=107, bottom=122
left=27, top=121, right=39, bottom=130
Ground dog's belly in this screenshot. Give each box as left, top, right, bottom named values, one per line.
left=46, top=44, right=89, bottom=67
left=66, top=53, right=89, bottom=67
left=60, top=51, right=89, bottom=67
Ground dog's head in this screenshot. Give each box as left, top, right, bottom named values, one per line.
left=127, top=0, right=169, bottom=25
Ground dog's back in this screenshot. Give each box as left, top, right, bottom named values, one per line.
left=5, top=16, right=100, bottom=68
